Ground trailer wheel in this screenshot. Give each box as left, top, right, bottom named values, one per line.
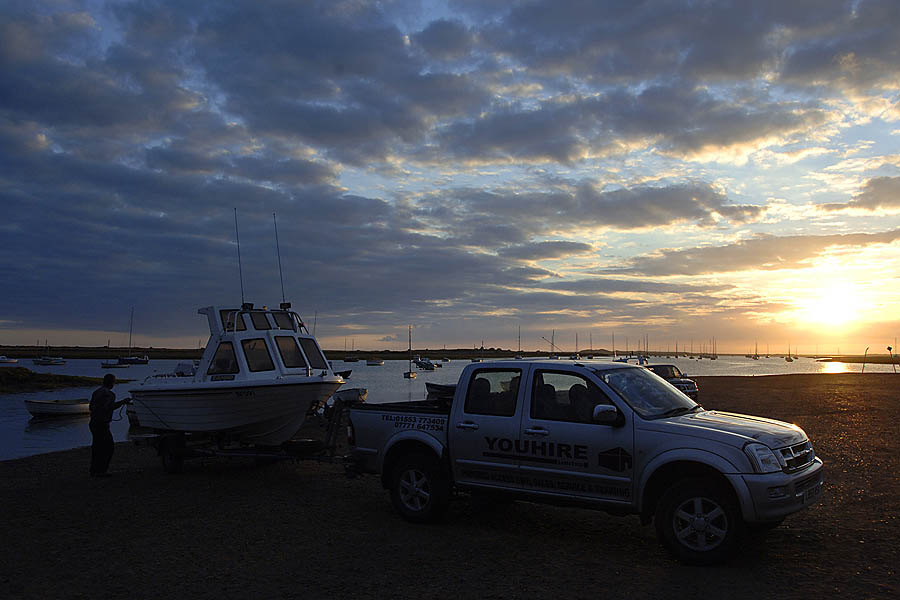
left=655, top=477, right=741, bottom=565
left=159, top=434, right=184, bottom=474
left=390, top=453, right=449, bottom=523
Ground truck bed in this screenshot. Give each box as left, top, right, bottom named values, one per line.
left=352, top=398, right=451, bottom=414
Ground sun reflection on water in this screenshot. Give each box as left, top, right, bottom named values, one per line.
left=820, top=361, right=849, bottom=374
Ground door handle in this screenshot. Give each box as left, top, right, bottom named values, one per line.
left=524, top=427, right=549, bottom=436
left=456, top=422, right=479, bottom=430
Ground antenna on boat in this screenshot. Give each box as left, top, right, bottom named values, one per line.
left=273, top=212, right=288, bottom=309
left=234, top=208, right=245, bottom=305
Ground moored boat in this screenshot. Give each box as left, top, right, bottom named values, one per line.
left=25, top=398, right=90, bottom=417
left=0, top=355, right=18, bottom=363
left=129, top=303, right=344, bottom=446
left=101, top=359, right=130, bottom=368
left=32, top=356, right=66, bottom=365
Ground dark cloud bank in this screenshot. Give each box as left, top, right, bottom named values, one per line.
left=1, top=0, right=898, bottom=343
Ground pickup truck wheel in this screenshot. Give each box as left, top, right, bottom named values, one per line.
left=655, top=478, right=741, bottom=565
left=390, top=453, right=449, bottom=523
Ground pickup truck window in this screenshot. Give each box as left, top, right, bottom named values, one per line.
left=531, top=370, right=613, bottom=423
left=463, top=369, right=521, bottom=417
left=597, top=367, right=697, bottom=419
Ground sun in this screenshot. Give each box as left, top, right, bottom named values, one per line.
left=793, top=282, right=864, bottom=327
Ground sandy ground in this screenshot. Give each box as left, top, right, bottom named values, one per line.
left=1, top=373, right=897, bottom=599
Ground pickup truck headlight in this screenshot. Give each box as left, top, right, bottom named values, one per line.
left=744, top=442, right=783, bottom=474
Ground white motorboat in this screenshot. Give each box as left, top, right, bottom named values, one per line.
left=101, top=359, right=130, bottom=368
left=25, top=398, right=90, bottom=417
left=32, top=356, right=66, bottom=365
left=0, top=355, right=17, bottom=363
left=130, top=303, right=344, bottom=446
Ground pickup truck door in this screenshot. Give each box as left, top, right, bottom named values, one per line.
left=518, top=367, right=634, bottom=505
left=448, top=367, right=525, bottom=490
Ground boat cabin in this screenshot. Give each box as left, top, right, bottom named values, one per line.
left=196, top=304, right=334, bottom=382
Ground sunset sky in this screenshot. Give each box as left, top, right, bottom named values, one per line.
left=2, top=0, right=899, bottom=354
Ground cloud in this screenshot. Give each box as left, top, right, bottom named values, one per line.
left=821, top=176, right=900, bottom=212
left=617, top=229, right=900, bottom=276
left=497, top=241, right=593, bottom=260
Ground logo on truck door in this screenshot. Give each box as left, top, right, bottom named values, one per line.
left=483, top=436, right=589, bottom=468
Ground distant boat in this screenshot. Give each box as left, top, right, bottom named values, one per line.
left=32, top=356, right=66, bottom=366
left=441, top=357, right=450, bottom=362
left=343, top=357, right=360, bottom=363
left=470, top=358, right=482, bottom=363
left=785, top=343, right=793, bottom=362
left=366, top=359, right=384, bottom=366
left=25, top=398, right=90, bottom=417
left=118, top=355, right=149, bottom=365
left=334, top=369, right=352, bottom=379
left=415, top=358, right=436, bottom=371
left=0, top=356, right=18, bottom=363
left=403, top=325, right=416, bottom=379
left=118, top=308, right=149, bottom=364
left=101, top=359, right=129, bottom=369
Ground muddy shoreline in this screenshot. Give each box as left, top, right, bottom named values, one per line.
left=1, top=373, right=898, bottom=599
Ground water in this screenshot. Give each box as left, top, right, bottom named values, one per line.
left=2, top=355, right=895, bottom=461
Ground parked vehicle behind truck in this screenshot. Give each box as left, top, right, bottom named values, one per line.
left=349, top=360, right=823, bottom=564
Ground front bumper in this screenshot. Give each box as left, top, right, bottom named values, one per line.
left=735, top=457, right=824, bottom=522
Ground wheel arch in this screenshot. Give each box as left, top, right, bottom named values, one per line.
left=639, top=452, right=743, bottom=521
left=380, top=435, right=446, bottom=489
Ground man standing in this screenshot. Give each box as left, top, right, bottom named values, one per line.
left=89, top=373, right=128, bottom=477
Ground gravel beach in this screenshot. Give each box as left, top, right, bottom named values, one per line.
left=1, top=373, right=897, bottom=599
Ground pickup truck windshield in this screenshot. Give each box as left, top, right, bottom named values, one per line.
left=594, top=367, right=698, bottom=419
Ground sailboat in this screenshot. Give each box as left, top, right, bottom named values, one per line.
left=403, top=325, right=416, bottom=379
left=785, top=343, right=793, bottom=362
left=118, top=307, right=149, bottom=364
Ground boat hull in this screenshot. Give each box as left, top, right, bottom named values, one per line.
left=130, top=379, right=343, bottom=446
left=25, top=399, right=90, bottom=417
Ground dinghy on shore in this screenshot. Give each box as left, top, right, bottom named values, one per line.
left=25, top=398, right=90, bottom=417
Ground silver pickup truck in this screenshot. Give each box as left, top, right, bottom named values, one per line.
left=349, top=360, right=824, bottom=564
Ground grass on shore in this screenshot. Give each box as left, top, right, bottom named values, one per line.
left=0, top=367, right=107, bottom=394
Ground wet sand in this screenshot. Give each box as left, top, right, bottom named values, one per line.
left=1, top=373, right=898, bottom=599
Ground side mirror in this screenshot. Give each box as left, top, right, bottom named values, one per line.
left=592, top=404, right=620, bottom=425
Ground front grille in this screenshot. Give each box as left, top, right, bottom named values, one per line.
left=779, top=440, right=815, bottom=472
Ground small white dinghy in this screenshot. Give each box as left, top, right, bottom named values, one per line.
left=25, top=398, right=90, bottom=417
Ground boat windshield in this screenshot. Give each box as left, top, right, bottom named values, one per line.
left=272, top=311, right=296, bottom=331
left=298, top=338, right=328, bottom=370
left=593, top=367, right=698, bottom=419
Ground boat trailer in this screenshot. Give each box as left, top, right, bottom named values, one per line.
left=129, top=388, right=366, bottom=474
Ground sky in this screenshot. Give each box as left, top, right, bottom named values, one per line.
left=2, top=0, right=899, bottom=355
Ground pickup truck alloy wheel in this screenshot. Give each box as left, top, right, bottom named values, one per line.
left=390, top=453, right=449, bottom=523
left=655, top=478, right=740, bottom=564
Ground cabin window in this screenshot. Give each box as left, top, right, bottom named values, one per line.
left=220, top=310, right=246, bottom=332
left=275, top=336, right=307, bottom=368
left=298, top=338, right=328, bottom=370
left=272, top=311, right=296, bottom=331
left=249, top=312, right=271, bottom=330
left=207, top=342, right=239, bottom=375
left=531, top=370, right=613, bottom=423
left=242, top=338, right=275, bottom=372
left=463, top=369, right=521, bottom=417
